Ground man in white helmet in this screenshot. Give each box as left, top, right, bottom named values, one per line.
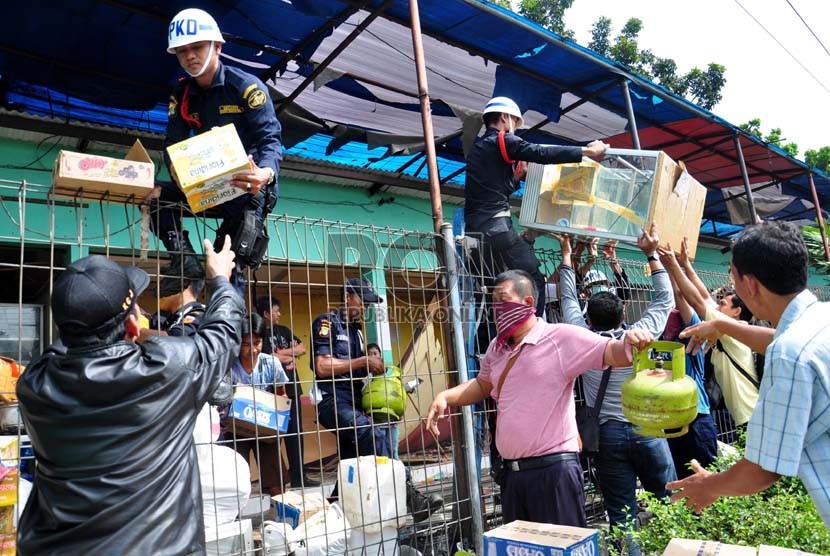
left=465, top=97, right=609, bottom=315
left=148, top=8, right=282, bottom=291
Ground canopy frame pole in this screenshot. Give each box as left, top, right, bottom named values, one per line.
left=263, top=2, right=369, bottom=81
left=808, top=172, right=830, bottom=263
left=276, top=0, right=393, bottom=115
left=408, top=0, right=444, bottom=232
left=620, top=80, right=641, bottom=150
left=733, top=133, right=759, bottom=224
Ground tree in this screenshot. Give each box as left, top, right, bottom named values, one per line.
left=588, top=16, right=726, bottom=110
left=739, top=119, right=800, bottom=157
left=518, top=0, right=576, bottom=40
left=805, top=146, right=830, bottom=173
left=492, top=0, right=512, bottom=9
left=588, top=16, right=612, bottom=57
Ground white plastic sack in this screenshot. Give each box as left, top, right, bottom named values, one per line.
left=262, top=521, right=297, bottom=556
left=194, top=403, right=221, bottom=447
left=200, top=445, right=252, bottom=528
left=291, top=503, right=351, bottom=556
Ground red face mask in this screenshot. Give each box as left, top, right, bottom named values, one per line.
left=492, top=300, right=536, bottom=347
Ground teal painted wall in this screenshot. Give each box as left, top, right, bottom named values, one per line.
left=0, top=135, right=827, bottom=286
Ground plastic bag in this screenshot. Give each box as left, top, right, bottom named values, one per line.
left=291, top=503, right=351, bottom=556
left=200, top=445, right=251, bottom=528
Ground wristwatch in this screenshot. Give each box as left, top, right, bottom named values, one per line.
left=647, top=255, right=658, bottom=262
left=264, top=167, right=276, bottom=185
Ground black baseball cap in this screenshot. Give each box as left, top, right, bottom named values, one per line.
left=52, top=255, right=150, bottom=334
left=344, top=277, right=383, bottom=303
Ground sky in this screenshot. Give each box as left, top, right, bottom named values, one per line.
left=563, top=0, right=830, bottom=158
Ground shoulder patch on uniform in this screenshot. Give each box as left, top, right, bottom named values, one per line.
left=219, top=104, right=244, bottom=114
left=242, top=83, right=258, bottom=99
left=248, top=89, right=267, bottom=109
left=319, top=323, right=330, bottom=337
left=168, top=96, right=178, bottom=118
left=182, top=316, right=196, bottom=324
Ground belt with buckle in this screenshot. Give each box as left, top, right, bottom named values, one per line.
left=504, top=451, right=580, bottom=472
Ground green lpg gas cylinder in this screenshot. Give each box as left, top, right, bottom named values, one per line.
left=362, top=365, right=406, bottom=421
left=622, top=341, right=698, bottom=438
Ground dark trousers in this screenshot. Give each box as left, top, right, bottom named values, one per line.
left=473, top=218, right=547, bottom=316
left=149, top=181, right=269, bottom=245
left=667, top=413, right=719, bottom=479
left=502, top=458, right=586, bottom=527
left=231, top=435, right=286, bottom=494
left=284, top=394, right=305, bottom=485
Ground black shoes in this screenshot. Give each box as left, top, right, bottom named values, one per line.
left=406, top=480, right=443, bottom=523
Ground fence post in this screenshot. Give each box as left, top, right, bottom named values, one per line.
left=440, top=223, right=485, bottom=555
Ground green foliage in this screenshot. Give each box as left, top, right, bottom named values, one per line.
left=740, top=119, right=800, bottom=157
left=605, top=446, right=830, bottom=555
left=517, top=0, right=575, bottom=39
left=802, top=224, right=830, bottom=276
left=588, top=16, right=612, bottom=57
left=805, top=146, right=830, bottom=173
left=589, top=17, right=726, bottom=110
left=491, top=0, right=512, bottom=9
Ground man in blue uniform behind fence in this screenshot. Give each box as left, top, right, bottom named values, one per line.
left=148, top=8, right=282, bottom=291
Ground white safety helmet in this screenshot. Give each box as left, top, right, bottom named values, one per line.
left=582, top=269, right=611, bottom=288
left=167, top=8, right=225, bottom=53
left=482, top=97, right=524, bottom=129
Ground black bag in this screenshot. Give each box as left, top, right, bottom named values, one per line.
left=231, top=210, right=269, bottom=270
left=575, top=366, right=612, bottom=455
left=703, top=350, right=725, bottom=410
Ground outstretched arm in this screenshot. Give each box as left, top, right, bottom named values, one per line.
left=678, top=237, right=711, bottom=301
left=659, top=244, right=714, bottom=318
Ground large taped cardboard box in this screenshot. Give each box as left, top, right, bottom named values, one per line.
left=757, top=545, right=821, bottom=556
left=166, top=123, right=250, bottom=213
left=52, top=140, right=154, bottom=200
left=663, top=538, right=757, bottom=555
left=520, top=149, right=707, bottom=258
left=227, top=386, right=291, bottom=438
left=484, top=520, right=599, bottom=556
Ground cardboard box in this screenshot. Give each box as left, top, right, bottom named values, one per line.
left=520, top=149, right=707, bottom=258
left=228, top=386, right=291, bottom=438
left=52, top=140, right=154, bottom=200
left=0, top=438, right=17, bottom=468
left=483, top=520, right=599, bottom=556
left=757, top=545, right=821, bottom=556
left=0, top=470, right=17, bottom=508
left=272, top=490, right=328, bottom=528
left=166, top=123, right=250, bottom=213
left=663, top=538, right=757, bottom=556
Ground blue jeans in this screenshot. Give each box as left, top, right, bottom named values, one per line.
left=594, top=421, right=677, bottom=555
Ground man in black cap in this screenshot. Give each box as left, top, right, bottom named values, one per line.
left=311, top=277, right=443, bottom=522
left=16, top=237, right=243, bottom=555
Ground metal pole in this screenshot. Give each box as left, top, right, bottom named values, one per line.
left=808, top=173, right=830, bottom=263
left=733, top=133, right=758, bottom=224
left=441, top=223, right=485, bottom=555
left=620, top=80, right=641, bottom=150
left=409, top=0, right=444, bottom=233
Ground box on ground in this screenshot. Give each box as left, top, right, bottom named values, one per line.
left=663, top=538, right=757, bottom=556
left=519, top=149, right=707, bottom=258
left=484, top=520, right=599, bottom=556
left=272, top=490, right=328, bottom=528
left=52, top=140, right=154, bottom=200
left=228, top=386, right=291, bottom=438
left=166, top=123, right=250, bottom=213
left=757, top=545, right=821, bottom=556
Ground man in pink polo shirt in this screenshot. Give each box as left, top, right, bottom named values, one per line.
left=426, top=269, right=653, bottom=526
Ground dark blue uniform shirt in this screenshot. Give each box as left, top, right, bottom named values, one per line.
left=166, top=62, right=283, bottom=179
left=151, top=301, right=205, bottom=338
left=311, top=309, right=367, bottom=400
left=464, top=128, right=582, bottom=231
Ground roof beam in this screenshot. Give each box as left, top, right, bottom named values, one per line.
left=276, top=0, right=394, bottom=116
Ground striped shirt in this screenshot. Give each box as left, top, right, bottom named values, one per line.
left=745, top=290, right=830, bottom=529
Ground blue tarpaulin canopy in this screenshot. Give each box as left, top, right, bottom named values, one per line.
left=2, top=0, right=828, bottom=237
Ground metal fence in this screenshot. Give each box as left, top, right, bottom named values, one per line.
left=2, top=178, right=830, bottom=554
